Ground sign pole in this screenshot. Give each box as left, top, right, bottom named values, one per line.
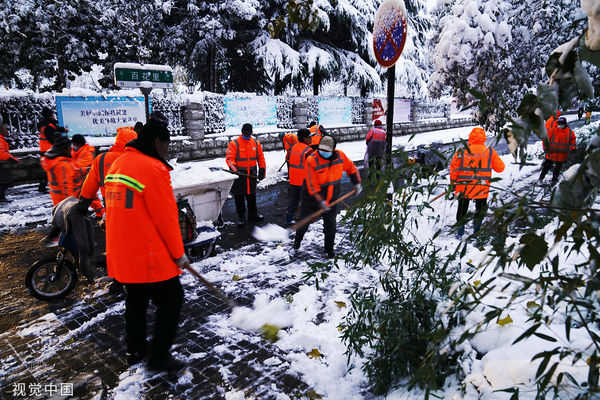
left=386, top=65, right=395, bottom=163
left=139, top=87, right=152, bottom=122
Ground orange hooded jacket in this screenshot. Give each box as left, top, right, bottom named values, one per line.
left=282, top=133, right=298, bottom=152
left=305, top=149, right=360, bottom=204
left=81, top=127, right=137, bottom=200
left=309, top=124, right=324, bottom=146
left=0, top=135, right=19, bottom=162
left=72, top=144, right=96, bottom=172
left=286, top=141, right=313, bottom=186
left=104, top=147, right=184, bottom=284
left=543, top=120, right=576, bottom=162
left=226, top=136, right=266, bottom=195
left=45, top=156, right=84, bottom=206
left=450, top=127, right=505, bottom=199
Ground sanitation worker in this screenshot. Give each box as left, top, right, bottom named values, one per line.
left=226, top=123, right=266, bottom=227
left=308, top=121, right=325, bottom=148
left=37, top=107, right=63, bottom=193
left=43, top=135, right=84, bottom=206
left=279, top=131, right=298, bottom=152
left=293, top=135, right=361, bottom=258
left=0, top=124, right=19, bottom=203
left=78, top=126, right=137, bottom=209
left=449, top=127, right=505, bottom=238
left=365, top=119, right=387, bottom=176
left=538, top=116, right=576, bottom=186
left=284, top=128, right=313, bottom=226
left=71, top=134, right=104, bottom=217
left=103, top=112, right=186, bottom=373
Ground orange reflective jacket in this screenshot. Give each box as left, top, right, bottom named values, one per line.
left=104, top=147, right=184, bottom=284
left=81, top=127, right=137, bottom=200
left=226, top=136, right=266, bottom=194
left=286, top=142, right=313, bottom=186
left=366, top=127, right=386, bottom=143
left=309, top=125, right=324, bottom=146
left=305, top=150, right=360, bottom=204
left=39, top=123, right=57, bottom=153
left=450, top=127, right=505, bottom=199
left=46, top=156, right=84, bottom=206
left=72, top=144, right=95, bottom=172
left=282, top=133, right=298, bottom=152
left=0, top=135, right=18, bottom=162
left=543, top=126, right=576, bottom=162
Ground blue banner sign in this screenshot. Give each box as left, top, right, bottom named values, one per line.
left=224, top=97, right=277, bottom=129
left=318, top=98, right=353, bottom=127
left=56, top=96, right=148, bottom=136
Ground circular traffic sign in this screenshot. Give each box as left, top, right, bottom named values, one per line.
left=373, top=0, right=408, bottom=68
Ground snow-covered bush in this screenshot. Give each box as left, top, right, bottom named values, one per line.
left=203, top=94, right=226, bottom=134
left=0, top=91, right=54, bottom=149
left=306, top=98, right=319, bottom=125
left=276, top=96, right=294, bottom=129
left=351, top=97, right=365, bottom=124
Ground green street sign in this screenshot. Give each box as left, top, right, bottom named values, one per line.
left=114, top=63, right=174, bottom=89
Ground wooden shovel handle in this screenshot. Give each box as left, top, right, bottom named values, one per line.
left=288, top=189, right=357, bottom=232
left=183, top=263, right=237, bottom=309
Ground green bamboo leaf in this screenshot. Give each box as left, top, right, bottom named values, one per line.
left=519, top=233, right=548, bottom=270
left=532, top=332, right=558, bottom=342
left=513, top=323, right=541, bottom=345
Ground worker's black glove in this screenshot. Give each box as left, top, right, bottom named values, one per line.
left=76, top=197, right=93, bottom=215
left=258, top=167, right=266, bottom=180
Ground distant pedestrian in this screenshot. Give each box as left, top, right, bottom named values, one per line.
left=585, top=110, right=592, bottom=124
left=278, top=132, right=298, bottom=153
left=365, top=119, right=387, bottom=177
left=43, top=135, right=84, bottom=206
left=578, top=106, right=584, bottom=120
left=37, top=107, right=63, bottom=193
left=284, top=128, right=313, bottom=226
left=104, top=111, right=187, bottom=373
left=450, top=127, right=505, bottom=238
left=308, top=121, right=325, bottom=149
left=226, top=123, right=266, bottom=227
left=71, top=135, right=103, bottom=217
left=293, top=135, right=361, bottom=258
left=539, top=116, right=576, bottom=186
left=0, top=124, right=19, bottom=203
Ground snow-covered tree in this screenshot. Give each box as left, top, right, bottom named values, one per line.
left=429, top=0, right=585, bottom=131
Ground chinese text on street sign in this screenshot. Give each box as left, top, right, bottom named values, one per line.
left=373, top=0, right=408, bottom=68
left=114, top=63, right=174, bottom=89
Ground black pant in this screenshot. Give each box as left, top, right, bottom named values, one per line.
left=294, top=198, right=337, bottom=254
left=286, top=184, right=302, bottom=215
left=456, top=197, right=487, bottom=230
left=124, top=276, right=184, bottom=364
left=539, top=159, right=564, bottom=184
left=234, top=193, right=258, bottom=219
left=0, top=183, right=8, bottom=200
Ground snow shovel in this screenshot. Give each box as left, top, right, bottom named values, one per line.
left=210, top=167, right=260, bottom=180
left=252, top=189, right=357, bottom=242
left=182, top=262, right=237, bottom=309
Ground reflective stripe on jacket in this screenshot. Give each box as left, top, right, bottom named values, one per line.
left=449, top=127, right=505, bottom=199
left=104, top=147, right=184, bottom=284
left=305, top=149, right=360, bottom=204
left=282, top=133, right=298, bottom=152
left=81, top=127, right=137, bottom=200
left=46, top=156, right=84, bottom=206
left=309, top=125, right=324, bottom=146
left=226, top=136, right=266, bottom=195
left=286, top=142, right=313, bottom=186
left=366, top=127, right=387, bottom=159
left=543, top=126, right=576, bottom=162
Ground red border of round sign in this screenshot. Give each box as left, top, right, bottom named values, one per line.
left=373, top=13, right=407, bottom=68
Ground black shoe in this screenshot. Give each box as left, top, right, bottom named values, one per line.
left=237, top=218, right=246, bottom=228
left=148, top=356, right=185, bottom=373
left=37, top=187, right=48, bottom=194
left=293, top=239, right=301, bottom=250
left=0, top=198, right=10, bottom=203
left=248, top=214, right=264, bottom=222
left=108, top=280, right=124, bottom=296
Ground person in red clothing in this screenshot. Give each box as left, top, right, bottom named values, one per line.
left=539, top=116, right=576, bottom=186
left=226, top=123, right=266, bottom=227
left=449, top=127, right=505, bottom=238
left=0, top=124, right=19, bottom=203
left=43, top=135, right=84, bottom=206
left=284, top=128, right=313, bottom=226
left=71, top=134, right=104, bottom=217
left=103, top=111, right=186, bottom=373
left=365, top=119, right=387, bottom=176
left=293, top=135, right=361, bottom=258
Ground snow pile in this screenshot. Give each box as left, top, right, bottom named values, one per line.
left=229, top=293, right=294, bottom=331
left=252, top=223, right=290, bottom=242
left=170, top=161, right=233, bottom=188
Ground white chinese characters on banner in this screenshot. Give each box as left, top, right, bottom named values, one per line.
left=56, top=96, right=147, bottom=136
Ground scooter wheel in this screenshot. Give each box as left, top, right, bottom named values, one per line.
left=25, top=257, right=78, bottom=301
